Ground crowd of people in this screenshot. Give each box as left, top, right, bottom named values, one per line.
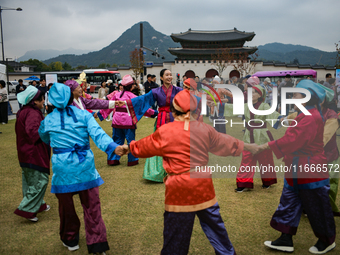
left=2, top=69, right=340, bottom=254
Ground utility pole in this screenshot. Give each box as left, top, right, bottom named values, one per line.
left=0, top=6, right=23, bottom=92
left=139, top=22, right=166, bottom=84
left=140, top=23, right=144, bottom=84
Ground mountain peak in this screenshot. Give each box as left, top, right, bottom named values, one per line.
left=43, top=21, right=179, bottom=67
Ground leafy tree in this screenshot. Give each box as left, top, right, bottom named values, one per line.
left=6, top=64, right=14, bottom=72
left=20, top=58, right=50, bottom=71
left=53, top=61, right=63, bottom=71
left=48, top=62, right=55, bottom=71
left=62, top=62, right=74, bottom=71
left=98, top=63, right=106, bottom=69
left=48, top=61, right=64, bottom=71
left=112, top=64, right=118, bottom=67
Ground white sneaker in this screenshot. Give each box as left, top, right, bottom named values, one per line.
left=63, top=242, right=79, bottom=251
left=28, top=217, right=38, bottom=222
left=44, top=205, right=50, bottom=211
left=264, top=241, right=294, bottom=252
left=309, top=241, right=335, bottom=254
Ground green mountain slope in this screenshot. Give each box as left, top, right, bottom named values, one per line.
left=257, top=43, right=336, bottom=66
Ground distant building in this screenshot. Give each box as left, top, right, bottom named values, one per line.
left=166, top=28, right=258, bottom=79
left=168, top=28, right=257, bottom=62
left=0, top=61, right=36, bottom=72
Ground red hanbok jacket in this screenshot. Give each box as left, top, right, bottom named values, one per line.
left=130, top=120, right=244, bottom=212
left=269, top=107, right=328, bottom=190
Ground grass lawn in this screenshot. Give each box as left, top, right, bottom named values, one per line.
left=0, top=115, right=339, bottom=255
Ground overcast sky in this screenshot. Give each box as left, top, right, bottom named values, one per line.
left=1, top=0, right=339, bottom=59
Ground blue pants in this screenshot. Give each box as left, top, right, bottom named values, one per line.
left=161, top=203, right=235, bottom=255
left=108, top=128, right=138, bottom=166
left=270, top=186, right=336, bottom=245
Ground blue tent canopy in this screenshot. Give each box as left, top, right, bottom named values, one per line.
left=24, top=76, right=40, bottom=81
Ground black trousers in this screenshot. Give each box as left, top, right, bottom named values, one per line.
left=0, top=102, right=8, bottom=123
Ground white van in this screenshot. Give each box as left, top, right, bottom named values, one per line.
left=7, top=81, right=18, bottom=94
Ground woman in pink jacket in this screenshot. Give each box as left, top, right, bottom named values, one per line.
left=98, top=75, right=157, bottom=166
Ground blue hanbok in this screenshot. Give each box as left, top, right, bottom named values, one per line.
left=38, top=83, right=118, bottom=254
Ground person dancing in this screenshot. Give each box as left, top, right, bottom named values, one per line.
left=119, top=68, right=182, bottom=182
left=261, top=80, right=336, bottom=254
left=223, top=81, right=281, bottom=192
left=127, top=90, right=260, bottom=254
left=284, top=82, right=340, bottom=216
left=14, top=85, right=51, bottom=222
left=64, top=80, right=116, bottom=118
left=39, top=83, right=126, bottom=254
left=98, top=75, right=157, bottom=166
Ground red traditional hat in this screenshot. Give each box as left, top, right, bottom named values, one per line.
left=183, top=78, right=197, bottom=90
left=172, top=90, right=198, bottom=131
left=121, top=75, right=134, bottom=86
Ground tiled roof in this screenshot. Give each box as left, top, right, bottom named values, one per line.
left=171, top=29, right=255, bottom=42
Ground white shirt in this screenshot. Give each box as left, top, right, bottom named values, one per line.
left=138, top=84, right=144, bottom=95
left=45, top=91, right=53, bottom=106
left=0, top=87, right=8, bottom=102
